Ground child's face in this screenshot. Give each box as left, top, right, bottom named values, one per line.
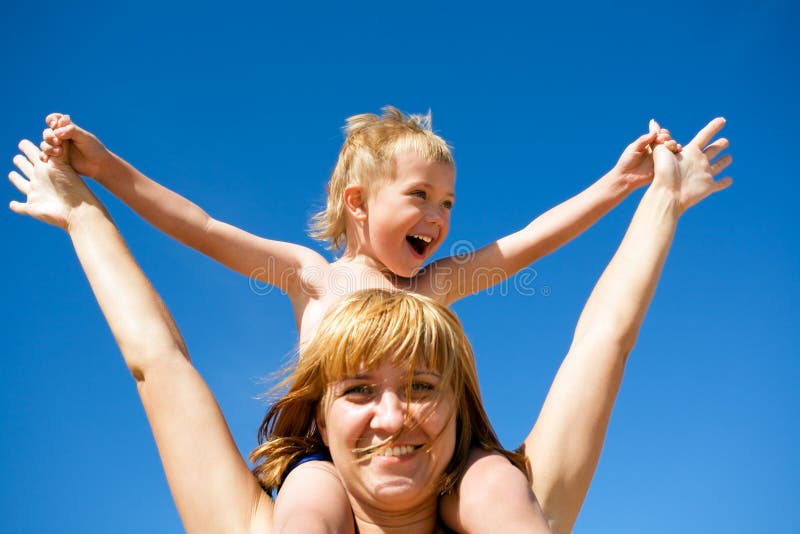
left=365, top=149, right=455, bottom=277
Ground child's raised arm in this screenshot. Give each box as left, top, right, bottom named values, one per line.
left=10, top=140, right=275, bottom=534
left=425, top=121, right=679, bottom=305
left=41, top=114, right=327, bottom=299
left=524, top=119, right=731, bottom=533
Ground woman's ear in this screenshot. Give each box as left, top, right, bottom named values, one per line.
left=343, top=184, right=367, bottom=222
left=316, top=411, right=328, bottom=446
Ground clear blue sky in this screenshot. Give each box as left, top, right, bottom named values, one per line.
left=2, top=1, right=797, bottom=532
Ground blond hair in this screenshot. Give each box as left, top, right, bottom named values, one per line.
left=250, top=289, right=527, bottom=495
left=309, top=106, right=455, bottom=250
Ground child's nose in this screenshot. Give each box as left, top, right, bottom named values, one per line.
left=425, top=205, right=447, bottom=226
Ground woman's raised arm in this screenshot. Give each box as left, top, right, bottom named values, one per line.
left=523, top=119, right=732, bottom=534
left=9, top=140, right=274, bottom=534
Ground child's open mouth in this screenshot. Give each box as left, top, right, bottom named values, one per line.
left=406, top=234, right=432, bottom=256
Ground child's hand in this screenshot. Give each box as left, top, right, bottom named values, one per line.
left=613, top=120, right=681, bottom=189
left=40, top=113, right=113, bottom=180
left=9, top=139, right=97, bottom=230
left=652, top=117, right=732, bottom=212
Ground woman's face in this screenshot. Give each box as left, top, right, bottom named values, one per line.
left=318, top=359, right=456, bottom=514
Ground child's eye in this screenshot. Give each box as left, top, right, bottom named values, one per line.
left=441, top=200, right=453, bottom=210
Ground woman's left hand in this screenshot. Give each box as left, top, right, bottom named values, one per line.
left=8, top=139, right=97, bottom=230
left=652, top=117, right=733, bottom=213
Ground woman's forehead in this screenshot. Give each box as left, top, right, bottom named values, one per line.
left=337, top=360, right=440, bottom=380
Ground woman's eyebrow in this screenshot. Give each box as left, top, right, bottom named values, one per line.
left=340, top=373, right=371, bottom=381
left=413, top=370, right=441, bottom=378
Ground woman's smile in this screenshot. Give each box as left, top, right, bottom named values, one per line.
left=319, top=360, right=456, bottom=513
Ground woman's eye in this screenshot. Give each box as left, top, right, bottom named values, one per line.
left=410, top=381, right=436, bottom=396
left=410, top=190, right=427, bottom=200
left=344, top=384, right=372, bottom=396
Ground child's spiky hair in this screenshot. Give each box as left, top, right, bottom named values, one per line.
left=309, top=106, right=454, bottom=250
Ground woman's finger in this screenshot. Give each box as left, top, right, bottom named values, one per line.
left=9, top=199, right=29, bottom=216
left=703, top=138, right=729, bottom=161
left=710, top=154, right=733, bottom=175
left=8, top=170, right=30, bottom=195
left=12, top=154, right=34, bottom=178
left=18, top=139, right=42, bottom=164
left=689, top=117, right=726, bottom=148
left=713, top=176, right=733, bottom=193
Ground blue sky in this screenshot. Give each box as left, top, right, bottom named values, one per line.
left=2, top=1, right=797, bottom=532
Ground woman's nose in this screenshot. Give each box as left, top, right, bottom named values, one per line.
left=370, top=390, right=405, bottom=433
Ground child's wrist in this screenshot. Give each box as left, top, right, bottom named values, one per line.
left=94, top=151, right=124, bottom=184
left=603, top=167, right=636, bottom=196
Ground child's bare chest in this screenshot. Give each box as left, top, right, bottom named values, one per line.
left=296, top=263, right=405, bottom=343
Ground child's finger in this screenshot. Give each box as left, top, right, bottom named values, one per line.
left=703, top=138, right=729, bottom=160
left=40, top=140, right=61, bottom=157
left=57, top=114, right=72, bottom=128
left=632, top=130, right=657, bottom=152
left=662, top=140, right=679, bottom=153
left=8, top=170, right=30, bottom=195
left=54, top=123, right=77, bottom=140
left=43, top=128, right=61, bottom=145
left=46, top=112, right=64, bottom=128
left=655, top=133, right=671, bottom=144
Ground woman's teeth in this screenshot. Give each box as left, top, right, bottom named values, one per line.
left=379, top=445, right=417, bottom=457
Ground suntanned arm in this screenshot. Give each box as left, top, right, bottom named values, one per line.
left=422, top=125, right=678, bottom=305
left=11, top=140, right=275, bottom=534
left=522, top=119, right=732, bottom=534
left=42, top=114, right=328, bottom=299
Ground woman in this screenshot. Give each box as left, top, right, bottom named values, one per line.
left=8, top=117, right=731, bottom=533
left=252, top=288, right=548, bottom=533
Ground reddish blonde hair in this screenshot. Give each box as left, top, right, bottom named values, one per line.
left=249, top=289, right=526, bottom=494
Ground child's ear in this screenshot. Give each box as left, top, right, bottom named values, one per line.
left=343, top=184, right=368, bottom=222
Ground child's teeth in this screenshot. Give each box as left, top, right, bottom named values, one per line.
left=411, top=234, right=432, bottom=243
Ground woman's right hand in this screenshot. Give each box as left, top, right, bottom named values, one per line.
left=8, top=139, right=99, bottom=231
left=652, top=117, right=733, bottom=213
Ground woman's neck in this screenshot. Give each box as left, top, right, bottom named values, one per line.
left=351, top=499, right=441, bottom=533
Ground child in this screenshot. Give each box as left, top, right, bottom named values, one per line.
left=40, top=107, right=678, bottom=532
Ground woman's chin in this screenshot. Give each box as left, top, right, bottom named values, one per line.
left=370, top=478, right=436, bottom=508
